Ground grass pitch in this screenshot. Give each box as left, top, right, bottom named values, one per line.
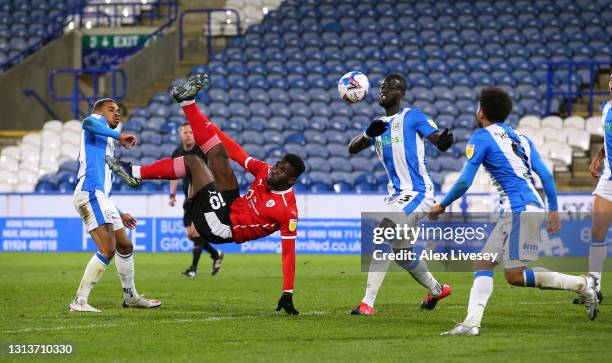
left=0, top=253, right=610, bottom=362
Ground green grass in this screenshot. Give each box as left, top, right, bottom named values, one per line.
left=0, top=253, right=610, bottom=362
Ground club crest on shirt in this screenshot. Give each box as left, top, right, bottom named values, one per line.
left=266, top=199, right=275, bottom=207
left=466, top=144, right=475, bottom=159
left=428, top=119, right=438, bottom=129
left=289, top=218, right=298, bottom=232
left=392, top=119, right=401, bottom=130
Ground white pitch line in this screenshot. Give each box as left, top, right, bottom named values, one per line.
left=1, top=310, right=330, bottom=334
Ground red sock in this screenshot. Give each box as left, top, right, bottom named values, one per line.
left=181, top=102, right=221, bottom=153
left=140, top=156, right=186, bottom=180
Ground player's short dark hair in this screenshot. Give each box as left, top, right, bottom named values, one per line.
left=93, top=98, right=117, bottom=112
left=385, top=73, right=407, bottom=93
left=283, top=153, right=305, bottom=178
left=478, top=87, right=512, bottom=123
left=181, top=122, right=190, bottom=127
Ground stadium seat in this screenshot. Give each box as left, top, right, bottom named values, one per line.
left=564, top=116, right=586, bottom=130
left=518, top=115, right=541, bottom=129
left=540, top=116, right=563, bottom=129
left=567, top=129, right=590, bottom=152
left=585, top=116, right=603, bottom=136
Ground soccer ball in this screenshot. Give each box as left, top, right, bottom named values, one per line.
left=338, top=71, right=370, bottom=103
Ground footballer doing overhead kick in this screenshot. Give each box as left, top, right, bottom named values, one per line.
left=107, top=74, right=305, bottom=315
left=348, top=73, right=456, bottom=315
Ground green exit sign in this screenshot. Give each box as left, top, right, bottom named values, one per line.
left=83, top=34, right=156, bottom=49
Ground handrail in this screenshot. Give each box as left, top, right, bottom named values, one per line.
left=49, top=68, right=127, bottom=120
left=23, top=89, right=60, bottom=120
left=545, top=60, right=612, bottom=116
left=178, top=8, right=242, bottom=61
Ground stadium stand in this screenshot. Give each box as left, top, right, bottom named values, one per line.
left=1, top=0, right=611, bottom=194
left=0, top=0, right=164, bottom=71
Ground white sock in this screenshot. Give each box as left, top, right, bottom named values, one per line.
left=589, top=241, right=606, bottom=292
left=362, top=257, right=391, bottom=307
left=115, top=252, right=138, bottom=300
left=132, top=166, right=141, bottom=179
left=400, top=258, right=443, bottom=296
left=464, top=271, right=494, bottom=327
left=75, top=252, right=110, bottom=302
left=180, top=99, right=195, bottom=107
left=525, top=267, right=586, bottom=292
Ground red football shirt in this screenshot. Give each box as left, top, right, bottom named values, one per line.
left=229, top=158, right=298, bottom=244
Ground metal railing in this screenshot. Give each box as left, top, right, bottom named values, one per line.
left=178, top=8, right=242, bottom=60
left=49, top=68, right=127, bottom=120
left=23, top=89, right=60, bottom=120
left=545, top=60, right=612, bottom=116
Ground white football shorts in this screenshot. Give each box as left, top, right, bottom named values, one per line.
left=73, top=190, right=123, bottom=232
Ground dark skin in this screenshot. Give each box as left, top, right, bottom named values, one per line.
left=348, top=76, right=448, bottom=154
left=88, top=100, right=138, bottom=260
left=428, top=106, right=561, bottom=286
left=182, top=149, right=298, bottom=200
left=92, top=101, right=137, bottom=149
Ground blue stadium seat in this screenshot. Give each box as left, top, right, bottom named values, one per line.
left=285, top=133, right=306, bottom=145
left=209, top=89, right=229, bottom=104
left=123, top=117, right=144, bottom=133
left=140, top=143, right=162, bottom=158
left=309, top=157, right=332, bottom=173
left=243, top=143, right=266, bottom=160
left=267, top=117, right=287, bottom=131
left=265, top=144, right=286, bottom=159
left=310, top=182, right=333, bottom=193
left=304, top=130, right=327, bottom=145
left=350, top=156, right=374, bottom=172
left=151, top=92, right=171, bottom=104
left=162, top=133, right=181, bottom=145
left=144, top=117, right=165, bottom=132
left=149, top=104, right=170, bottom=118
left=136, top=129, right=160, bottom=145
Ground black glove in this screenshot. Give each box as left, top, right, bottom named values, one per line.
left=276, top=292, right=299, bottom=315
left=436, top=128, right=455, bottom=151
left=365, top=119, right=388, bottom=138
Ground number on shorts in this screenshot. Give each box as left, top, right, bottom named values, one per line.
left=209, top=191, right=226, bottom=210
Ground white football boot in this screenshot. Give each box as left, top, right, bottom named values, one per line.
left=441, top=323, right=480, bottom=336
left=123, top=295, right=161, bottom=308
left=69, top=298, right=101, bottom=313
left=580, top=274, right=599, bottom=321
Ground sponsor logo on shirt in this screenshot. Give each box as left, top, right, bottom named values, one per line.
left=466, top=144, right=475, bottom=159
left=266, top=199, right=275, bottom=207
left=376, top=136, right=402, bottom=147
left=289, top=218, right=298, bottom=232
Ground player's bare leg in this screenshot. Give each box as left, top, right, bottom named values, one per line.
left=69, top=224, right=116, bottom=312
left=115, top=229, right=161, bottom=308
left=171, top=74, right=239, bottom=192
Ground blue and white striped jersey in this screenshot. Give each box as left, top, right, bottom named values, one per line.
left=600, top=100, right=612, bottom=180
left=74, top=114, right=117, bottom=197
left=466, top=123, right=544, bottom=212
left=371, top=107, right=438, bottom=196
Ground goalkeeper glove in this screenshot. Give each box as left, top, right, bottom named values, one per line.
left=276, top=292, right=299, bottom=315
left=364, top=119, right=388, bottom=139
left=436, top=128, right=454, bottom=151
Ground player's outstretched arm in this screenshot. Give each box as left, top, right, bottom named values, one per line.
left=348, top=119, right=387, bottom=154
left=529, top=142, right=559, bottom=213
left=82, top=116, right=136, bottom=149
left=426, top=129, right=455, bottom=151
left=276, top=237, right=299, bottom=315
